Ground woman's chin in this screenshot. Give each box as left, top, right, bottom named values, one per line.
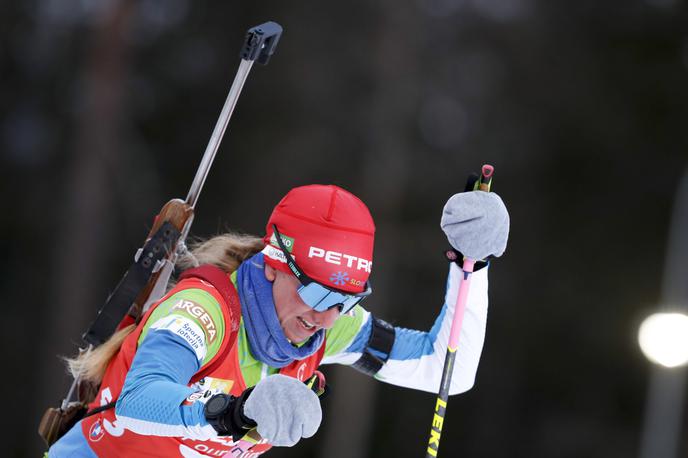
left=284, top=316, right=319, bottom=343
left=284, top=327, right=306, bottom=344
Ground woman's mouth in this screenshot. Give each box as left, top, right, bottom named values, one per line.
left=297, top=316, right=316, bottom=331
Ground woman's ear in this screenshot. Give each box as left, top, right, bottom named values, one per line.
left=264, top=263, right=276, bottom=282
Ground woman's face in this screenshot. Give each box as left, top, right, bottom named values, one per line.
left=264, top=264, right=341, bottom=343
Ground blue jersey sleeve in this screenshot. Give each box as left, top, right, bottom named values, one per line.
left=114, top=324, right=218, bottom=439
left=322, top=263, right=490, bottom=395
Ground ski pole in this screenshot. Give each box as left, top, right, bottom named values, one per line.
left=424, top=164, right=494, bottom=458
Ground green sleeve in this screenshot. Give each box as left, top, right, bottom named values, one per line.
left=139, top=288, right=226, bottom=366
left=324, top=305, right=367, bottom=358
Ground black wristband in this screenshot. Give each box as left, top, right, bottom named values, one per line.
left=204, top=394, right=234, bottom=435
left=204, top=389, right=256, bottom=437
left=351, top=317, right=395, bottom=376
left=232, top=387, right=257, bottom=433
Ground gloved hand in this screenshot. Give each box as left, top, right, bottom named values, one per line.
left=440, top=191, right=509, bottom=260
left=244, top=374, right=322, bottom=447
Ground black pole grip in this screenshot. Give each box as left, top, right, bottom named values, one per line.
left=240, top=21, right=283, bottom=65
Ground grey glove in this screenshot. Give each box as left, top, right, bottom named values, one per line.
left=243, top=374, right=322, bottom=447
left=441, top=191, right=510, bottom=260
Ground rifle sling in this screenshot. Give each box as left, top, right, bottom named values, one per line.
left=82, top=221, right=181, bottom=346
left=83, top=401, right=116, bottom=419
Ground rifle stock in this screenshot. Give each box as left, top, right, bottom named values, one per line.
left=130, top=199, right=194, bottom=317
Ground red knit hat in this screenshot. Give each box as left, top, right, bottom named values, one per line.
left=262, top=185, right=375, bottom=293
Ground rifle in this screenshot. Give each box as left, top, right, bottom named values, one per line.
left=38, top=21, right=283, bottom=447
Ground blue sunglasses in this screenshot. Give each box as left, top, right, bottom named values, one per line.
left=271, top=225, right=372, bottom=314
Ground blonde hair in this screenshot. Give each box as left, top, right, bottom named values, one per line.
left=176, top=232, right=265, bottom=273
left=66, top=232, right=264, bottom=385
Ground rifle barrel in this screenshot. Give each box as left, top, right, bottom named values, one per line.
left=186, top=59, right=254, bottom=208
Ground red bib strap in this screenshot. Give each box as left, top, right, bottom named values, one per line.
left=178, top=265, right=243, bottom=383
left=179, top=265, right=241, bottom=331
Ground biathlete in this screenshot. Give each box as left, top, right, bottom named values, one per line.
left=49, top=183, right=509, bottom=457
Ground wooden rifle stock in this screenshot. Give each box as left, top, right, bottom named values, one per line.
left=129, top=199, right=194, bottom=318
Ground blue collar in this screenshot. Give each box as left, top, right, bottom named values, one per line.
left=235, top=253, right=324, bottom=368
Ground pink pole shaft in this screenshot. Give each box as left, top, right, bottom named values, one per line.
left=447, top=259, right=475, bottom=351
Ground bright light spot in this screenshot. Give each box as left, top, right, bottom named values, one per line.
left=638, top=313, right=688, bottom=368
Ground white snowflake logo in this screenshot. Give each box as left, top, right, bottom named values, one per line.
left=330, top=271, right=349, bottom=286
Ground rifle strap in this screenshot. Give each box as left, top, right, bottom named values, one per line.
left=83, top=401, right=116, bottom=419
left=82, top=221, right=181, bottom=346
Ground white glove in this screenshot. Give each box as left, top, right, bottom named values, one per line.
left=243, top=374, right=322, bottom=447
left=441, top=191, right=510, bottom=260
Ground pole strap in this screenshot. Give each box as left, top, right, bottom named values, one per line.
left=444, top=248, right=489, bottom=272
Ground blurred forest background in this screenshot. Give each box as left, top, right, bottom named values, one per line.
left=2, top=0, right=688, bottom=457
